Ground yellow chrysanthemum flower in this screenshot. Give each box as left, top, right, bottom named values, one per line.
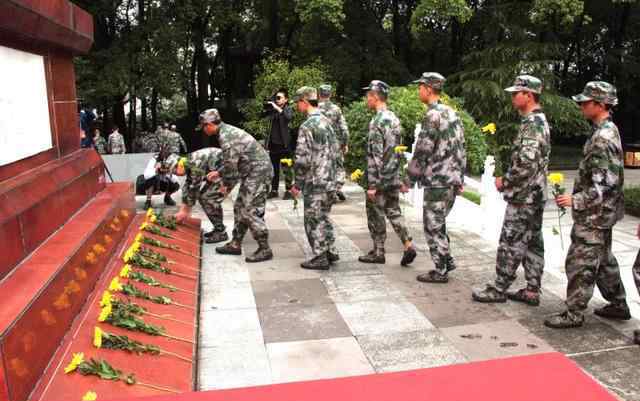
left=394, top=145, right=408, bottom=154
left=100, top=291, right=112, bottom=307
left=135, top=233, right=143, bottom=242
left=150, top=215, right=157, bottom=223
left=548, top=173, right=564, bottom=185
left=350, top=169, right=364, bottom=181
left=280, top=158, right=293, bottom=167
left=98, top=303, right=112, bottom=322
left=82, top=391, right=97, bottom=401
left=93, top=327, right=103, bottom=348
left=178, top=157, right=188, bottom=169
left=481, top=123, right=497, bottom=135
left=109, top=277, right=123, bottom=292
left=140, top=222, right=148, bottom=230
left=123, top=250, right=132, bottom=263
left=146, top=208, right=154, bottom=218
left=63, top=352, right=84, bottom=374
left=119, top=265, right=130, bottom=279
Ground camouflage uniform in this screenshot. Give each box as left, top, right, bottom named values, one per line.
left=181, top=148, right=225, bottom=232
left=143, top=131, right=162, bottom=153
left=293, top=87, right=338, bottom=259
left=94, top=135, right=108, bottom=154
left=161, top=129, right=188, bottom=155
left=408, top=73, right=466, bottom=276
left=218, top=122, right=273, bottom=245
left=108, top=131, right=126, bottom=154
left=364, top=82, right=411, bottom=254
left=319, top=86, right=349, bottom=193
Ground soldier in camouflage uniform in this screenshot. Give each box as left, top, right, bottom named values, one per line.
left=142, top=128, right=162, bottom=153
left=545, top=82, right=629, bottom=329
left=198, top=109, right=274, bottom=263
left=162, top=124, right=188, bottom=155
left=108, top=127, right=126, bottom=154
left=173, top=148, right=228, bottom=244
left=318, top=84, right=350, bottom=202
left=93, top=129, right=108, bottom=154
left=358, top=80, right=416, bottom=267
left=290, top=86, right=338, bottom=270
left=473, top=75, right=550, bottom=305
left=631, top=224, right=640, bottom=343
left=407, top=73, right=466, bottom=283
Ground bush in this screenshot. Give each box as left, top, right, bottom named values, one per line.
left=461, top=189, right=481, bottom=205
left=624, top=186, right=640, bottom=218
left=343, top=84, right=488, bottom=188
left=240, top=55, right=333, bottom=141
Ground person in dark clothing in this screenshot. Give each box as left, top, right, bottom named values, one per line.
left=263, top=88, right=294, bottom=199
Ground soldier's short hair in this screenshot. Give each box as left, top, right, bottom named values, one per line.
left=363, top=80, right=390, bottom=100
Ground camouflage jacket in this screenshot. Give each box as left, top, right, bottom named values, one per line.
left=108, top=132, right=126, bottom=154
left=142, top=134, right=161, bottom=153
left=572, top=118, right=624, bottom=228
left=181, top=148, right=223, bottom=207
left=217, top=123, right=272, bottom=189
left=94, top=136, right=108, bottom=154
left=294, top=110, right=337, bottom=194
left=160, top=130, right=188, bottom=155
left=367, top=108, right=402, bottom=191
left=407, top=101, right=466, bottom=189
left=319, top=101, right=349, bottom=148
left=502, top=110, right=551, bottom=205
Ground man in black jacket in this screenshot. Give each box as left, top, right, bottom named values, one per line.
left=263, top=88, right=294, bottom=199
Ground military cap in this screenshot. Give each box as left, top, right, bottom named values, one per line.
left=413, top=72, right=446, bottom=90
left=293, top=86, right=318, bottom=102
left=164, top=153, right=180, bottom=171
left=572, top=81, right=618, bottom=106
left=362, top=80, right=390, bottom=97
left=318, top=84, right=332, bottom=97
left=504, top=75, right=543, bottom=94
left=199, top=108, right=222, bottom=124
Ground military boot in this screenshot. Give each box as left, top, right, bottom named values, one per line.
left=417, top=267, right=449, bottom=284
left=359, top=248, right=385, bottom=264
left=544, top=310, right=584, bottom=329
left=472, top=284, right=507, bottom=303
left=246, top=242, right=273, bottom=263
left=300, top=253, right=330, bottom=270
left=215, top=240, right=242, bottom=255
left=143, top=199, right=152, bottom=210
left=164, top=193, right=176, bottom=206
left=336, top=191, right=346, bottom=202
left=400, top=246, right=417, bottom=267
left=204, top=231, right=228, bottom=244
left=445, top=255, right=457, bottom=272
left=506, top=288, right=540, bottom=306
left=327, top=251, right=340, bottom=264
left=594, top=302, right=631, bottom=320
left=634, top=330, right=640, bottom=345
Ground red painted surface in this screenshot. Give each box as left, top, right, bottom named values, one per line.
left=98, top=353, right=616, bottom=401
left=0, top=184, right=135, bottom=401
left=31, top=215, right=201, bottom=401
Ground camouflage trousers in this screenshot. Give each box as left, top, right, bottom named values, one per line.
left=303, top=191, right=335, bottom=257
left=632, top=250, right=640, bottom=298
left=336, top=151, right=345, bottom=191
left=232, top=173, right=271, bottom=245
left=200, top=181, right=225, bottom=232
left=366, top=190, right=411, bottom=251
left=494, top=203, right=545, bottom=292
left=423, top=187, right=457, bottom=273
left=565, top=224, right=627, bottom=315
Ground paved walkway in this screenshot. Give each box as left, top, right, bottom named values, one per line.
left=147, top=178, right=640, bottom=401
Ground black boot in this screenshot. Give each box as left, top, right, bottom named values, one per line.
left=327, top=251, right=340, bottom=264
left=594, top=302, right=631, bottom=320
left=164, top=193, right=176, bottom=206
left=301, top=253, right=330, bottom=270
left=336, top=191, right=346, bottom=201
left=143, top=199, right=152, bottom=210
left=205, top=231, right=229, bottom=244
left=359, top=248, right=385, bottom=264
left=446, top=255, right=457, bottom=272
left=401, top=246, right=417, bottom=267
left=216, top=241, right=242, bottom=255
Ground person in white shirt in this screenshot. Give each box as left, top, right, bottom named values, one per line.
left=142, top=149, right=180, bottom=210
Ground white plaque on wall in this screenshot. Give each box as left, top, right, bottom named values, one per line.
left=0, top=45, right=54, bottom=167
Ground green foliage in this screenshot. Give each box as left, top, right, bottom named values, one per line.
left=295, top=0, right=345, bottom=30
left=461, top=190, right=482, bottom=205
left=343, top=85, right=487, bottom=189
left=624, top=186, right=640, bottom=217
left=530, top=0, right=586, bottom=25
left=241, top=55, right=332, bottom=139
left=412, top=0, right=473, bottom=33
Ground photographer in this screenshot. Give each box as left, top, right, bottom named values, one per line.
left=262, top=88, right=294, bottom=199
left=141, top=147, right=180, bottom=210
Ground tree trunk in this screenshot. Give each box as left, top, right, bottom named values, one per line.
left=128, top=93, right=136, bottom=148
left=141, top=95, right=148, bottom=131
left=193, top=20, right=210, bottom=111
left=112, top=96, right=126, bottom=135
left=151, top=88, right=158, bottom=129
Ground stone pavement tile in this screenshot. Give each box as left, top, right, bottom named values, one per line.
left=356, top=329, right=467, bottom=373
left=268, top=241, right=306, bottom=259
left=571, top=348, right=640, bottom=401
left=268, top=228, right=297, bottom=243
left=322, top=275, right=403, bottom=303
left=381, top=264, right=458, bottom=296
left=410, top=294, right=509, bottom=328
left=325, top=260, right=383, bottom=277
left=259, top=303, right=353, bottom=343
left=199, top=308, right=263, bottom=348
left=440, top=320, right=554, bottom=362
left=247, top=257, right=323, bottom=281
left=198, top=342, right=272, bottom=391
left=201, top=279, right=256, bottom=311
left=266, top=337, right=374, bottom=384
left=253, top=279, right=331, bottom=308
left=492, top=288, right=568, bottom=320
left=518, top=315, right=633, bottom=354
left=335, top=298, right=434, bottom=336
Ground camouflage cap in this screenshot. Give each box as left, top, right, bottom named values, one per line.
left=413, top=72, right=446, bottom=90
left=199, top=108, right=222, bottom=124
left=318, top=84, right=332, bottom=97
left=293, top=86, right=318, bottom=102
left=164, top=154, right=180, bottom=171
left=504, top=75, right=543, bottom=94
left=362, top=80, right=390, bottom=97
left=572, top=81, right=618, bottom=106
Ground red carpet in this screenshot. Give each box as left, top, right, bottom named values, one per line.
left=107, top=352, right=615, bottom=401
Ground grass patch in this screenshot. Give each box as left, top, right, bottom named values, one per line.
left=461, top=189, right=481, bottom=205
left=624, top=186, right=640, bottom=217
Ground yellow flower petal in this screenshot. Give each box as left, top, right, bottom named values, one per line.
left=394, top=145, right=408, bottom=154
left=64, top=352, right=84, bottom=374
left=82, top=391, right=97, bottom=401
left=100, top=291, right=112, bottom=307
left=135, top=233, right=143, bottom=242
left=109, top=277, right=123, bottom=292
left=146, top=209, right=154, bottom=218
left=481, top=123, right=497, bottom=135
left=119, top=265, right=130, bottom=278
left=140, top=222, right=148, bottom=230
left=150, top=215, right=157, bottom=223
left=93, top=327, right=103, bottom=348
left=98, top=304, right=111, bottom=322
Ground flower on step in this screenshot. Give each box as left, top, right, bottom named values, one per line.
left=100, top=291, right=113, bottom=307
left=140, top=222, right=148, bottom=231
left=64, top=352, right=84, bottom=374
left=150, top=215, right=157, bottom=223
left=82, top=391, right=97, bottom=401
left=93, top=244, right=106, bottom=255
left=394, top=145, right=408, bottom=154
left=103, top=235, right=113, bottom=245
left=146, top=208, right=154, bottom=218
left=40, top=309, right=57, bottom=326
left=98, top=303, right=112, bottom=322
left=113, top=217, right=121, bottom=225
left=481, top=123, right=497, bottom=135
left=93, top=327, right=103, bottom=348
left=64, top=280, right=81, bottom=295
left=120, top=209, right=130, bottom=219
left=135, top=233, right=143, bottom=242
left=53, top=293, right=71, bottom=310
left=109, top=277, right=123, bottom=292
left=75, top=267, right=88, bottom=281
left=85, top=252, right=98, bottom=265
left=120, top=265, right=131, bottom=279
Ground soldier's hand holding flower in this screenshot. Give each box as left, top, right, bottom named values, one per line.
left=206, top=171, right=219, bottom=182
left=556, top=195, right=572, bottom=208
left=367, top=188, right=377, bottom=201
left=219, top=185, right=228, bottom=196
left=399, top=183, right=410, bottom=193
left=289, top=186, right=300, bottom=198
left=495, top=177, right=504, bottom=191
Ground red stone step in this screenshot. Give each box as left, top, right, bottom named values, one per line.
left=0, top=149, right=106, bottom=281
left=0, top=183, right=135, bottom=401
left=30, top=214, right=202, bottom=401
